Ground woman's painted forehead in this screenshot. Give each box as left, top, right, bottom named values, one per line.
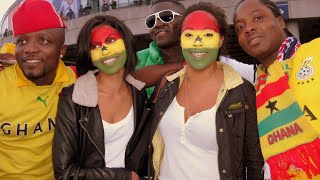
left=91, top=25, right=122, bottom=42
left=182, top=10, right=220, bottom=33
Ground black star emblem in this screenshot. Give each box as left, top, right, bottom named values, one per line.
left=101, top=45, right=107, bottom=51
left=266, top=100, right=280, bottom=114
left=194, top=35, right=202, bottom=43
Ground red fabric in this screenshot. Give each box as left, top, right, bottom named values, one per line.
left=13, top=0, right=66, bottom=37
left=91, top=26, right=122, bottom=47
left=256, top=74, right=290, bottom=108
left=182, top=11, right=220, bottom=33
left=267, top=138, right=320, bottom=179
left=69, top=66, right=78, bottom=79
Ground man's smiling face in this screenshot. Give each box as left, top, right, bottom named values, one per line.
left=149, top=2, right=185, bottom=48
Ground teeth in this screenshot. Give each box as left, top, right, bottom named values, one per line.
left=103, top=58, right=116, bottom=64
left=191, top=52, right=207, bottom=57
left=26, top=60, right=41, bottom=63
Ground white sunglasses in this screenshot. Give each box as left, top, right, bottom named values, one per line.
left=145, top=9, right=182, bottom=29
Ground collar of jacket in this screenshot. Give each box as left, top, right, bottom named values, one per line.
left=72, top=70, right=145, bottom=107
left=166, top=61, right=244, bottom=90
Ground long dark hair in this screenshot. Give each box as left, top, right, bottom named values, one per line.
left=76, top=15, right=137, bottom=77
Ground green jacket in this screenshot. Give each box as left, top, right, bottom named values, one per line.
left=136, top=42, right=164, bottom=98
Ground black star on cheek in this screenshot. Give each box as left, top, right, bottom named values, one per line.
left=101, top=45, right=107, bottom=51
left=194, top=35, right=203, bottom=43
left=266, top=100, right=280, bottom=114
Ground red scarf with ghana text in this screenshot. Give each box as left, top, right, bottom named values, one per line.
left=256, top=37, right=320, bottom=179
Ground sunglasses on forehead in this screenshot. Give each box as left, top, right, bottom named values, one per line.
left=145, top=9, right=182, bottom=29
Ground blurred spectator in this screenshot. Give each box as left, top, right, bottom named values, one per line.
left=83, top=5, right=93, bottom=15
left=102, top=0, right=109, bottom=11
left=111, top=0, right=117, bottom=9
left=79, top=5, right=84, bottom=17
left=134, top=0, right=142, bottom=6
left=66, top=8, right=75, bottom=19
left=3, top=29, right=9, bottom=37
left=3, top=29, right=13, bottom=37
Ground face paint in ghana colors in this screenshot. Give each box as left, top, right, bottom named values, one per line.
left=181, top=11, right=221, bottom=70
left=90, top=25, right=127, bottom=74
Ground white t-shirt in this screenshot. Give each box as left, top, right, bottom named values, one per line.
left=158, top=97, right=220, bottom=180
left=102, top=106, right=134, bottom=167
left=220, top=56, right=256, bottom=84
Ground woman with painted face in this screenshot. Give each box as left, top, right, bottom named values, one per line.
left=52, top=15, right=148, bottom=180
left=146, top=2, right=264, bottom=180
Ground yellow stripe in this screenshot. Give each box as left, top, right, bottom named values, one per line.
left=181, top=29, right=220, bottom=49
left=91, top=39, right=125, bottom=62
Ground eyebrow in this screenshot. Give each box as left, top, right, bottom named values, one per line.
left=182, top=27, right=218, bottom=30
left=235, top=9, right=263, bottom=24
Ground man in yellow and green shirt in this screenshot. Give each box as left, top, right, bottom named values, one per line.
left=0, top=0, right=76, bottom=179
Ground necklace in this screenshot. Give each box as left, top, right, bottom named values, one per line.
left=184, top=67, right=219, bottom=120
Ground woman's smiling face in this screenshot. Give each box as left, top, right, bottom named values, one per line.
left=90, top=25, right=127, bottom=75
left=181, top=10, right=223, bottom=70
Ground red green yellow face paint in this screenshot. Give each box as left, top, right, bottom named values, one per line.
left=181, top=11, right=221, bottom=70
left=90, top=25, right=127, bottom=75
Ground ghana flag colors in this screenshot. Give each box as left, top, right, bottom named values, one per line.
left=256, top=38, right=320, bottom=179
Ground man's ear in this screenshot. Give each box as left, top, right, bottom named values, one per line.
left=277, top=16, right=286, bottom=29
left=59, top=45, right=67, bottom=58
left=219, top=36, right=225, bottom=48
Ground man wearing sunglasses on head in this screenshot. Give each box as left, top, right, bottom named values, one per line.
left=134, top=0, right=185, bottom=98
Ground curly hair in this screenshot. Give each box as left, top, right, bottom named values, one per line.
left=76, top=15, right=137, bottom=77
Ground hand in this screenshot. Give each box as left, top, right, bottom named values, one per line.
left=131, top=171, right=140, bottom=180
left=0, top=53, right=15, bottom=60
left=0, top=53, right=16, bottom=70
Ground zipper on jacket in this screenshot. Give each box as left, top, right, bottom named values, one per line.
left=80, top=117, right=105, bottom=160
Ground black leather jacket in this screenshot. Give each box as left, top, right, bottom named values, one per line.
left=53, top=72, right=149, bottom=180
left=146, top=65, right=264, bottom=180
